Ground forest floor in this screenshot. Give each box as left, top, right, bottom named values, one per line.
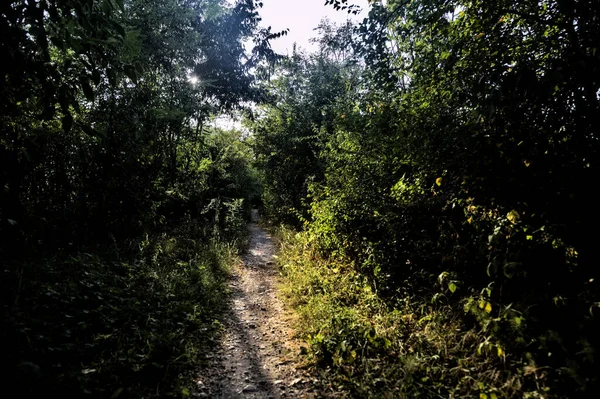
left=195, top=224, right=322, bottom=398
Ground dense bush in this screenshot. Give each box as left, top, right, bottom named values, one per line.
left=1, top=1, right=267, bottom=396
left=0, top=0, right=268, bottom=257
left=278, top=227, right=545, bottom=398
left=2, top=221, right=238, bottom=398
left=255, top=1, right=600, bottom=396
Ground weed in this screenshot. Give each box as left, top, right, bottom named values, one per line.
left=2, top=221, right=239, bottom=398
left=276, top=227, right=551, bottom=398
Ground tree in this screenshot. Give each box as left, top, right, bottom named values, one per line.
left=0, top=0, right=271, bottom=255
left=253, top=0, right=600, bottom=395
left=251, top=31, right=360, bottom=226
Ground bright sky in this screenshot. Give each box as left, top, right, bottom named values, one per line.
left=257, top=0, right=371, bottom=54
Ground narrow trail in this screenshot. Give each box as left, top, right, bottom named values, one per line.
left=196, top=223, right=320, bottom=398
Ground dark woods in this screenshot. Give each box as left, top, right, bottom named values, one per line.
left=1, top=1, right=266, bottom=397
left=0, top=0, right=268, bottom=256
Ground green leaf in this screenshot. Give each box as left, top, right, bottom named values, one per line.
left=448, top=282, right=457, bottom=293
left=496, top=346, right=504, bottom=358
left=111, top=387, right=124, bottom=398
left=101, top=0, right=114, bottom=14
left=113, top=0, right=125, bottom=12
left=81, top=368, right=97, bottom=374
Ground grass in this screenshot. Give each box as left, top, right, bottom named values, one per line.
left=2, top=220, right=240, bottom=399
left=274, top=227, right=551, bottom=398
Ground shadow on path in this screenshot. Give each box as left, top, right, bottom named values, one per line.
left=196, top=223, right=317, bottom=398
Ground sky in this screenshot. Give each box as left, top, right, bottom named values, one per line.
left=257, top=0, right=370, bottom=54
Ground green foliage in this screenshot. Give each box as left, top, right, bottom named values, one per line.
left=277, top=228, right=545, bottom=398
left=250, top=29, right=361, bottom=227
left=1, top=0, right=267, bottom=255
left=2, top=220, right=236, bottom=398
left=1, top=0, right=267, bottom=396
left=256, top=1, right=600, bottom=397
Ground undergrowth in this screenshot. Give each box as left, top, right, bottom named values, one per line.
left=2, top=220, right=240, bottom=399
left=276, top=227, right=551, bottom=398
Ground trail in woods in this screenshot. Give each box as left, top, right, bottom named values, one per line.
left=194, top=223, right=320, bottom=398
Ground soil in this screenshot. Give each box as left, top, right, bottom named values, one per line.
left=194, top=223, right=322, bottom=398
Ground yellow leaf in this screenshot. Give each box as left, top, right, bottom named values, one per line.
left=436, top=177, right=442, bottom=186
left=479, top=299, right=492, bottom=313
left=485, top=302, right=492, bottom=313
left=507, top=210, right=520, bottom=224
left=524, top=159, right=531, bottom=167
left=497, top=346, right=504, bottom=357
left=491, top=394, right=498, bottom=399
left=467, top=216, right=473, bottom=224
left=480, top=394, right=488, bottom=399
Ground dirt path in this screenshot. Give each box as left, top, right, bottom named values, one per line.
left=195, top=223, right=319, bottom=398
